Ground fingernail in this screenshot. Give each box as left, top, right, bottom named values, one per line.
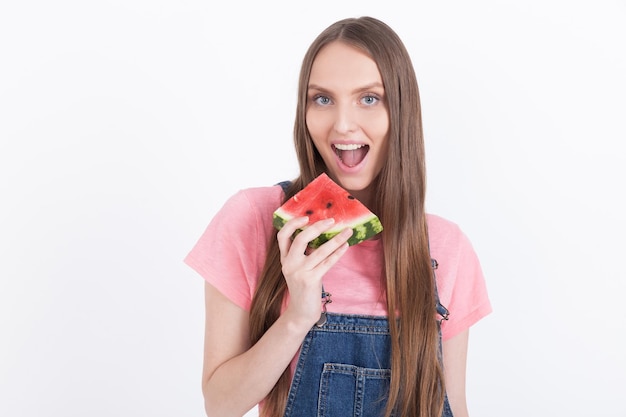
left=323, top=218, right=335, bottom=226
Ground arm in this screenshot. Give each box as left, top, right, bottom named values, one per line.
left=201, top=217, right=352, bottom=417
left=201, top=282, right=310, bottom=417
left=442, top=329, right=470, bottom=417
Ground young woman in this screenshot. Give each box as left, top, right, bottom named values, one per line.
left=185, top=16, right=491, bottom=417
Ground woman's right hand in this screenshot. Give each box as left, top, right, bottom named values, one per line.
left=276, top=216, right=352, bottom=328
left=201, top=217, right=351, bottom=416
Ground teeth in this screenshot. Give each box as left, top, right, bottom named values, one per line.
left=334, top=144, right=364, bottom=150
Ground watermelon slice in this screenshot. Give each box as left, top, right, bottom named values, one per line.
left=273, top=173, right=383, bottom=248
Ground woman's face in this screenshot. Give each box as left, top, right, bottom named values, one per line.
left=306, top=41, right=390, bottom=203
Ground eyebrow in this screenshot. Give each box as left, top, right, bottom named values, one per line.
left=307, top=82, right=385, bottom=93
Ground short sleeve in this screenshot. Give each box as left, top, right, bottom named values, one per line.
left=184, top=189, right=274, bottom=311
left=428, top=215, right=492, bottom=341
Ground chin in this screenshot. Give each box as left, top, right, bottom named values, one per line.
left=337, top=177, right=374, bottom=193
left=324, top=165, right=377, bottom=191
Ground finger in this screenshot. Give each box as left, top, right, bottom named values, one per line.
left=326, top=240, right=351, bottom=264
left=289, top=218, right=336, bottom=255
left=313, top=238, right=351, bottom=276
left=277, top=216, right=310, bottom=239
left=277, top=216, right=309, bottom=256
left=306, top=227, right=353, bottom=267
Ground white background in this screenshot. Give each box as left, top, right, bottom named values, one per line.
left=1, top=1, right=625, bottom=416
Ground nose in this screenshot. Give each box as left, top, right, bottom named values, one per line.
left=333, top=103, right=358, bottom=134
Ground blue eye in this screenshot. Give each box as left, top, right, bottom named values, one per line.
left=314, top=95, right=331, bottom=105
left=361, top=95, right=379, bottom=106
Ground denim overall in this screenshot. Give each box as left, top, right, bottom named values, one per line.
left=276, top=181, right=453, bottom=417
left=282, top=286, right=452, bottom=416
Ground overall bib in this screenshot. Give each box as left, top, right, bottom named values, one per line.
left=276, top=181, right=453, bottom=417
left=282, top=264, right=453, bottom=417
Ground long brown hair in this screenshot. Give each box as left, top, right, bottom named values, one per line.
left=249, top=16, right=445, bottom=417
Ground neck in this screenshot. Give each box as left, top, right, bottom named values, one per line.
left=348, top=183, right=375, bottom=211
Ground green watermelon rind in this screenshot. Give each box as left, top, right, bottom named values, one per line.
left=273, top=210, right=383, bottom=249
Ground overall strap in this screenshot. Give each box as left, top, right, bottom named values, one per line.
left=431, top=258, right=450, bottom=322
left=276, top=180, right=292, bottom=194
left=427, top=227, right=450, bottom=323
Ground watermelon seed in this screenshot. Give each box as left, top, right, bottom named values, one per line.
left=326, top=202, right=332, bottom=209
left=347, top=195, right=355, bottom=200
left=305, top=210, right=314, bottom=215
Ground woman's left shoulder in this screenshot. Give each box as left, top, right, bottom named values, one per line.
left=427, top=213, right=492, bottom=339
left=426, top=213, right=459, bottom=231
left=426, top=213, right=467, bottom=243
left=426, top=213, right=479, bottom=263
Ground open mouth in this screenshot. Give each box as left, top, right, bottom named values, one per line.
left=333, top=144, right=369, bottom=167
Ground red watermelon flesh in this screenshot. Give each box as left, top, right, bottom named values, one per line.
left=273, top=173, right=383, bottom=248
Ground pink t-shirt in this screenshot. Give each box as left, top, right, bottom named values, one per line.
left=185, top=185, right=491, bottom=341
